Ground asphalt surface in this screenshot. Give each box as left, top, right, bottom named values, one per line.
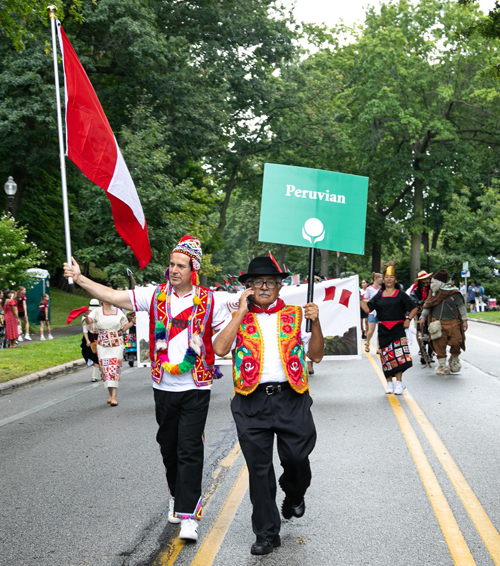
left=1, top=320, right=500, bottom=566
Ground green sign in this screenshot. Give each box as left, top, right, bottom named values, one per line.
left=259, top=163, right=369, bottom=254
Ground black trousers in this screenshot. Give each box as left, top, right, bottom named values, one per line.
left=154, top=388, right=211, bottom=518
left=231, top=387, right=316, bottom=542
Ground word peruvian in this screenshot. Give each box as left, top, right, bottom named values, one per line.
left=285, top=184, right=346, bottom=204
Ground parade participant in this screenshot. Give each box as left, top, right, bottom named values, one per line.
left=213, top=256, right=324, bottom=556
left=81, top=298, right=101, bottom=382
left=84, top=300, right=132, bottom=400
left=419, top=269, right=468, bottom=375
left=361, top=264, right=418, bottom=395
left=410, top=271, right=434, bottom=365
left=38, top=294, right=53, bottom=340
left=360, top=278, right=369, bottom=340
left=363, top=272, right=382, bottom=352
left=16, top=287, right=31, bottom=341
left=63, top=235, right=227, bottom=542
left=3, top=290, right=20, bottom=348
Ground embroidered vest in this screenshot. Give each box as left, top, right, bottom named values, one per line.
left=148, top=283, right=215, bottom=386
left=232, top=305, right=308, bottom=396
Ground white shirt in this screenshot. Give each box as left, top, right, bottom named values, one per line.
left=363, top=285, right=380, bottom=316
left=218, top=301, right=312, bottom=384
left=128, top=285, right=227, bottom=392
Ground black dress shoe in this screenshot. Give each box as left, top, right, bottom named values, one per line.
left=250, top=535, right=281, bottom=555
left=281, top=496, right=305, bottom=519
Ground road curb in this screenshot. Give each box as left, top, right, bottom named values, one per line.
left=469, top=318, right=500, bottom=327
left=0, top=359, right=86, bottom=395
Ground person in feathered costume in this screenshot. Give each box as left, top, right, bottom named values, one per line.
left=419, top=269, right=468, bottom=375
left=63, top=235, right=228, bottom=543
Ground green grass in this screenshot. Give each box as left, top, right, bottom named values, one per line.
left=469, top=310, right=500, bottom=323
left=0, top=335, right=82, bottom=382
left=49, top=287, right=93, bottom=328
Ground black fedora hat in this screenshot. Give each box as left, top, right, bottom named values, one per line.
left=238, top=257, right=291, bottom=283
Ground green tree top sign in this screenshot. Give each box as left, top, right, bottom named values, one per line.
left=259, top=164, right=369, bottom=254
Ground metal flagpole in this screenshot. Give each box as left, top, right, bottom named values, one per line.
left=306, top=247, right=315, bottom=332
left=48, top=5, right=73, bottom=285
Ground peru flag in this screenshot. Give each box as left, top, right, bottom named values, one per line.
left=56, top=22, right=151, bottom=268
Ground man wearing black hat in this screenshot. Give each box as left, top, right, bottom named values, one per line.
left=213, top=257, right=324, bottom=556
left=419, top=269, right=468, bottom=375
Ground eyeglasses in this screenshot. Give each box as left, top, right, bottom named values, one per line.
left=249, top=279, right=279, bottom=289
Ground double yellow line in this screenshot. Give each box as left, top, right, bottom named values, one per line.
left=155, top=349, right=500, bottom=566
left=365, top=345, right=500, bottom=565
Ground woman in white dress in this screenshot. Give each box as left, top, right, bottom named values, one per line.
left=85, top=301, right=133, bottom=406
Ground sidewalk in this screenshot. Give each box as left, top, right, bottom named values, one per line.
left=18, top=323, right=82, bottom=342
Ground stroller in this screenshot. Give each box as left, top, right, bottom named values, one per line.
left=123, top=312, right=137, bottom=367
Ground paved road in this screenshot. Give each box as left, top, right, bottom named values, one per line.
left=1, top=320, right=500, bottom=566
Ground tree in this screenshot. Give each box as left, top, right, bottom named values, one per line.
left=430, top=184, right=500, bottom=293
left=0, top=0, right=82, bottom=50
left=0, top=214, right=46, bottom=288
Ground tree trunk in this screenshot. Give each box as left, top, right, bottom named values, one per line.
left=200, top=274, right=208, bottom=287
left=431, top=228, right=441, bottom=251
left=410, top=178, right=423, bottom=281
left=320, top=249, right=329, bottom=277
left=422, top=231, right=429, bottom=272
left=371, top=240, right=381, bottom=275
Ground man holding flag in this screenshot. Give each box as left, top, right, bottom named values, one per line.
left=63, top=235, right=227, bottom=542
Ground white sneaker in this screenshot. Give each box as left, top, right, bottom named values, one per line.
left=24, top=334, right=32, bottom=341
left=385, top=381, right=394, bottom=394
left=394, top=381, right=406, bottom=395
left=40, top=335, right=46, bottom=341
left=168, top=498, right=181, bottom=524
left=18, top=335, right=24, bottom=342
left=47, top=334, right=53, bottom=340
left=179, top=518, right=199, bottom=541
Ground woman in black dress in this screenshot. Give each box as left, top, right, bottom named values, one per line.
left=361, top=265, right=418, bottom=395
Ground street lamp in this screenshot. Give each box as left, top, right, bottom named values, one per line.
left=4, top=176, right=17, bottom=216
left=487, top=170, right=499, bottom=187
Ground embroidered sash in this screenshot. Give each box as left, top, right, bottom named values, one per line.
left=149, top=283, right=214, bottom=386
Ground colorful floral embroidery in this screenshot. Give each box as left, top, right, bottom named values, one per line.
left=233, top=305, right=308, bottom=395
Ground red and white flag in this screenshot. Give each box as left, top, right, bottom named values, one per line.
left=56, top=22, right=151, bottom=268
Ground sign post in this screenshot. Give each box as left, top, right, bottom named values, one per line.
left=259, top=164, right=369, bottom=330
left=462, top=261, right=470, bottom=296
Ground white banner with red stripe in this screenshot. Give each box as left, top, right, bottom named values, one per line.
left=136, top=275, right=361, bottom=367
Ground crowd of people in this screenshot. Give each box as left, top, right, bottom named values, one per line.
left=0, top=241, right=485, bottom=556
left=0, top=287, right=53, bottom=348
left=360, top=265, right=470, bottom=392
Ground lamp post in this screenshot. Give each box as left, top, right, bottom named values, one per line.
left=4, top=176, right=17, bottom=216
left=487, top=170, right=499, bottom=187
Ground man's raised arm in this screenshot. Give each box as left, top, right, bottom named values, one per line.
left=63, top=257, right=134, bottom=311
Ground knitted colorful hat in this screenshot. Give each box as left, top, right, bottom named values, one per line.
left=171, top=235, right=202, bottom=285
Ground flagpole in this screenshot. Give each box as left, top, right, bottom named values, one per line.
left=306, top=247, right=315, bottom=332
left=48, top=5, right=73, bottom=285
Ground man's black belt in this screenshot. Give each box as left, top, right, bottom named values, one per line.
left=256, top=382, right=291, bottom=395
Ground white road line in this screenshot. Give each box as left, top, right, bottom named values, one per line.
left=412, top=326, right=499, bottom=348
left=0, top=368, right=136, bottom=428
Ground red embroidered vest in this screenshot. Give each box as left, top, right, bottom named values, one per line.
left=148, top=283, right=215, bottom=386
left=232, top=305, right=308, bottom=396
